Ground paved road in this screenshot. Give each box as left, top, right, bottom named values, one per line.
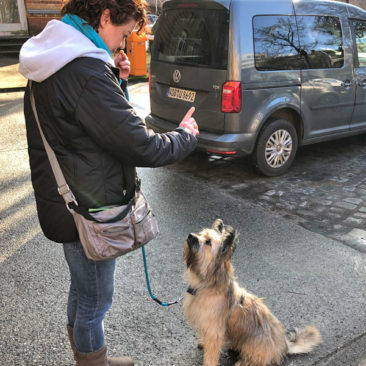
left=168, top=137, right=366, bottom=253
left=1, top=88, right=366, bottom=366
left=130, top=82, right=366, bottom=254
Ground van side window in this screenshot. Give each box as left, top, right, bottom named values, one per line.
left=253, top=16, right=301, bottom=71
left=351, top=20, right=366, bottom=67
left=253, top=15, right=344, bottom=71
left=297, top=16, right=344, bottom=69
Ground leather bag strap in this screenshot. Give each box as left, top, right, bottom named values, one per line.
left=29, top=81, right=78, bottom=211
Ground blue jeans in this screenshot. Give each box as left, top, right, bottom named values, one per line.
left=63, top=240, right=116, bottom=353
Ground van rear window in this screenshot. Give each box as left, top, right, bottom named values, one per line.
left=152, top=8, right=229, bottom=69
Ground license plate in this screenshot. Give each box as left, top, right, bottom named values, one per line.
left=167, top=87, right=196, bottom=103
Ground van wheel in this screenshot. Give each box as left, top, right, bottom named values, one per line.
left=254, top=119, right=298, bottom=177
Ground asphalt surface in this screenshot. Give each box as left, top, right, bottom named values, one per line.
left=1, top=87, right=366, bottom=366
left=168, top=136, right=366, bottom=252
left=0, top=56, right=27, bottom=92
left=133, top=82, right=366, bottom=253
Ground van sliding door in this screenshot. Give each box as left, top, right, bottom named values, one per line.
left=350, top=19, right=366, bottom=131
left=297, top=14, right=355, bottom=140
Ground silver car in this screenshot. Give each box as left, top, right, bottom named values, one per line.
left=146, top=0, right=366, bottom=176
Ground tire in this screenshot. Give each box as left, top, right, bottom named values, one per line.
left=254, top=118, right=298, bottom=177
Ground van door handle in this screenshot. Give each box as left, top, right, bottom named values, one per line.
left=358, top=79, right=366, bottom=87
left=342, top=80, right=352, bottom=88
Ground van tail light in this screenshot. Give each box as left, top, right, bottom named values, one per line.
left=148, top=71, right=151, bottom=94
left=221, top=81, right=242, bottom=113
left=207, top=149, right=237, bottom=155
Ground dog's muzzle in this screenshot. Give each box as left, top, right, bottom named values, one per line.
left=187, top=233, right=199, bottom=249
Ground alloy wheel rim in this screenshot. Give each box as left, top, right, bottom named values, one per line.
left=265, top=129, right=293, bottom=168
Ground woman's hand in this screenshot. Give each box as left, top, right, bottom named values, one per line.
left=114, top=50, right=131, bottom=81
left=179, top=107, right=199, bottom=136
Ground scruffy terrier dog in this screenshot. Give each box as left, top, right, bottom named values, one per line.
left=183, top=219, right=321, bottom=366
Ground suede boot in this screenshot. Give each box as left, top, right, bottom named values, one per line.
left=75, top=346, right=134, bottom=366
left=75, top=346, right=108, bottom=366
left=67, top=326, right=134, bottom=366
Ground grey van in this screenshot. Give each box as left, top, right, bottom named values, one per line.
left=145, top=0, right=366, bottom=176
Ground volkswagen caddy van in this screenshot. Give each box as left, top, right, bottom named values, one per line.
left=145, top=0, right=366, bottom=176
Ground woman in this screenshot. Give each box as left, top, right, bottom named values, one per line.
left=19, top=0, right=198, bottom=365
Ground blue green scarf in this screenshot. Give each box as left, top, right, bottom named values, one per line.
left=62, top=14, right=112, bottom=57
left=62, top=14, right=129, bottom=100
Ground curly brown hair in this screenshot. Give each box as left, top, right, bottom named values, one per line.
left=61, top=0, right=147, bottom=32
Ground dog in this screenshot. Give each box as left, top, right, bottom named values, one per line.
left=183, top=219, right=321, bottom=366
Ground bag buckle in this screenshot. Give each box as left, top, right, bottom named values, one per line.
left=66, top=200, right=78, bottom=214
left=58, top=184, right=71, bottom=196
left=58, top=184, right=78, bottom=213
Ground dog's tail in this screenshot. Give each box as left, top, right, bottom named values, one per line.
left=286, top=326, right=321, bottom=355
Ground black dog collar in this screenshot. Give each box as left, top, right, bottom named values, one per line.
left=187, top=287, right=197, bottom=296
left=187, top=287, right=245, bottom=307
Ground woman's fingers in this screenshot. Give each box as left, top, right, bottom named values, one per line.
left=182, top=107, right=195, bottom=122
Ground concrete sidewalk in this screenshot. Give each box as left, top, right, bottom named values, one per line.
left=0, top=54, right=145, bottom=92
left=0, top=55, right=27, bottom=92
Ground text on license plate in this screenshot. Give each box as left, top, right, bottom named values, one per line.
left=167, top=87, right=196, bottom=103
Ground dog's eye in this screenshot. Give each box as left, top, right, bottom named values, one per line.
left=205, top=239, right=211, bottom=246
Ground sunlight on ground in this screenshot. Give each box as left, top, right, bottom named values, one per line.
left=0, top=63, right=27, bottom=89
left=0, top=91, right=39, bottom=263
left=1, top=180, right=32, bottom=211
left=0, top=226, right=40, bottom=264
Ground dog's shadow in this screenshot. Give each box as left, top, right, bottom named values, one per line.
left=205, top=350, right=300, bottom=366
left=219, top=351, right=303, bottom=366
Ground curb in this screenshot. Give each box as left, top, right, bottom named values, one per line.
left=0, top=87, right=27, bottom=93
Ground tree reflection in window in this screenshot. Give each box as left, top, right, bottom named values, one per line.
left=297, top=16, right=344, bottom=69
left=254, top=16, right=302, bottom=70
left=253, top=15, right=344, bottom=71
left=352, top=20, right=366, bottom=67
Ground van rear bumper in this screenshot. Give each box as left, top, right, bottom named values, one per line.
left=145, top=114, right=255, bottom=155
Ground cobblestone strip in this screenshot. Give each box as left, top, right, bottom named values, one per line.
left=169, top=135, right=366, bottom=252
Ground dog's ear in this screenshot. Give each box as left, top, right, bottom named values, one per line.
left=213, top=226, right=239, bottom=278
left=212, top=218, right=224, bottom=233
left=221, top=226, right=238, bottom=256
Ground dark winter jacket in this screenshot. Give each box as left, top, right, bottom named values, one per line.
left=19, top=20, right=197, bottom=243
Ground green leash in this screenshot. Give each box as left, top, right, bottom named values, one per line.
left=141, top=246, right=183, bottom=306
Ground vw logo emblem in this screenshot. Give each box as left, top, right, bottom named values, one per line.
left=173, top=69, right=181, bottom=83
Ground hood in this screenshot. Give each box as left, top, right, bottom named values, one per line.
left=19, top=20, right=114, bottom=82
